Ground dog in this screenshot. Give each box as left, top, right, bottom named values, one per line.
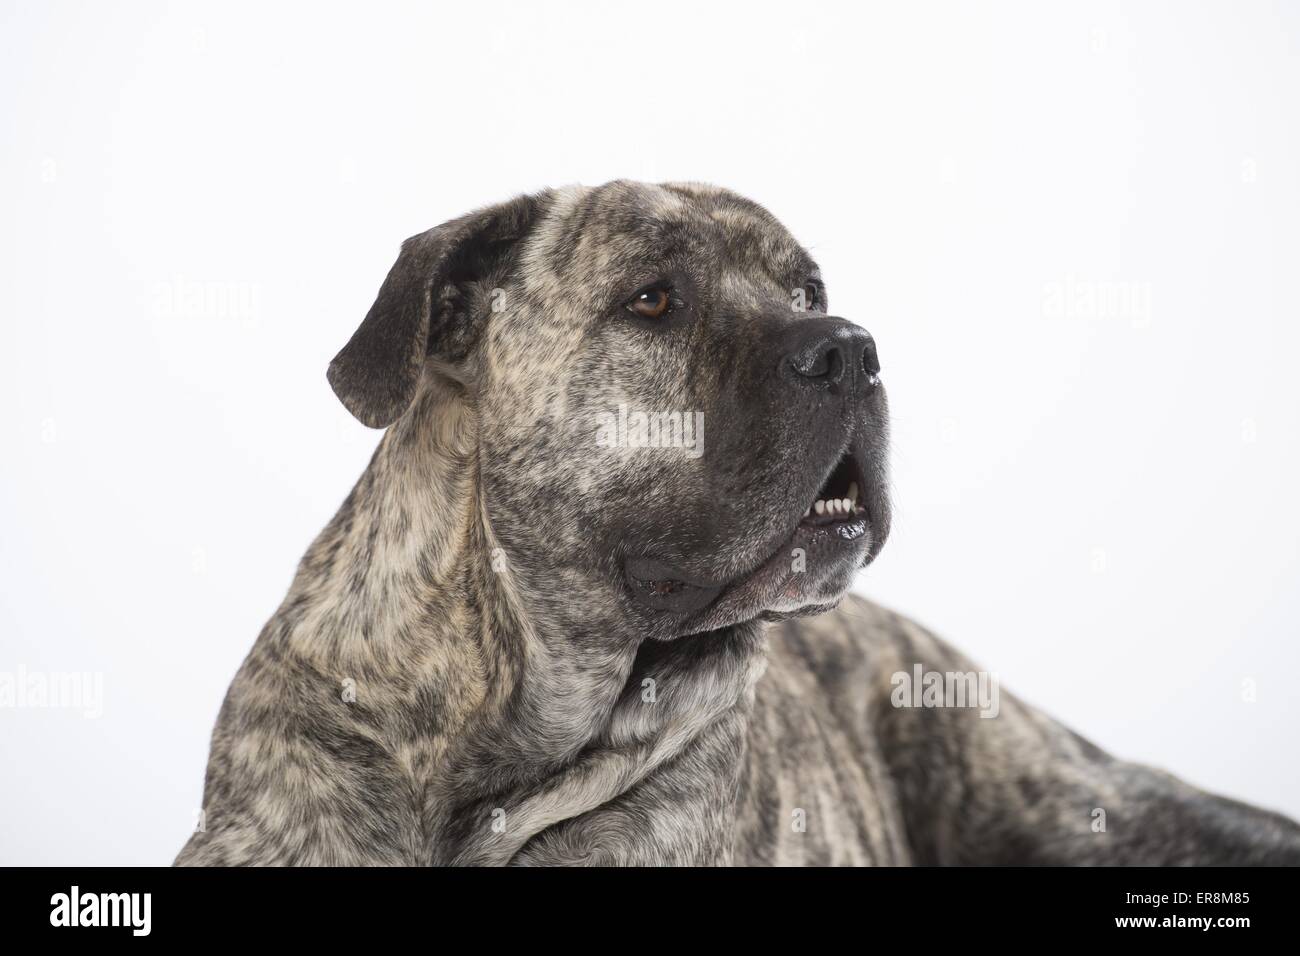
left=177, top=181, right=1300, bottom=865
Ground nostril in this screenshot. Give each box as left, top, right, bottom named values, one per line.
left=792, top=344, right=843, bottom=381
left=823, top=346, right=844, bottom=382
left=861, top=339, right=880, bottom=381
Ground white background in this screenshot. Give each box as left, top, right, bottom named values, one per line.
left=3, top=1, right=1298, bottom=865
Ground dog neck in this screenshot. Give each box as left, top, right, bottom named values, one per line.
left=273, top=373, right=767, bottom=861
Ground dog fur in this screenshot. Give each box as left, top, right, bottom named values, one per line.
left=177, top=181, right=1300, bottom=865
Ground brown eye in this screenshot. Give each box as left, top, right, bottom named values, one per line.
left=627, top=286, right=672, bottom=319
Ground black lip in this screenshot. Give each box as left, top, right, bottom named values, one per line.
left=624, top=556, right=723, bottom=614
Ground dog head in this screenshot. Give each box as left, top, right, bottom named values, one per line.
left=329, top=181, right=889, bottom=639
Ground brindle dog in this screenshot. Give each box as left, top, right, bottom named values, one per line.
left=177, top=181, right=1300, bottom=865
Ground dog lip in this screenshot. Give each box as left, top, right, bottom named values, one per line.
left=800, top=504, right=867, bottom=528
left=624, top=556, right=725, bottom=615
left=800, top=513, right=870, bottom=539
left=625, top=556, right=723, bottom=590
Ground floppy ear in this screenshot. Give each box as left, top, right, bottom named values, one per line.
left=327, top=193, right=546, bottom=428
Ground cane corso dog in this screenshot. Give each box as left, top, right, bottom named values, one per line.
left=177, top=181, right=1300, bottom=865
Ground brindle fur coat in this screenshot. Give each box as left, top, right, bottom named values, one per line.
left=177, top=182, right=1300, bottom=865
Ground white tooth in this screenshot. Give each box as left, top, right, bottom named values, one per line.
left=842, top=498, right=852, bottom=512
left=814, top=500, right=826, bottom=515
left=848, top=482, right=858, bottom=503
left=831, top=499, right=842, bottom=514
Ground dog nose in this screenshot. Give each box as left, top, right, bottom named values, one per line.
left=782, top=319, right=879, bottom=393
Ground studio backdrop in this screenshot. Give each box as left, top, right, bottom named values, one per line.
left=2, top=0, right=1298, bottom=864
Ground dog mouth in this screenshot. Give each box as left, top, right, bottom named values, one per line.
left=799, top=450, right=867, bottom=528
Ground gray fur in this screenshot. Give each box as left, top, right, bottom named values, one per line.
left=177, top=181, right=1300, bottom=866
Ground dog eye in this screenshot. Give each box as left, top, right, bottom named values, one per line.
left=626, top=286, right=673, bottom=320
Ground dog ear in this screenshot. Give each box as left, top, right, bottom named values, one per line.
left=327, top=193, right=546, bottom=428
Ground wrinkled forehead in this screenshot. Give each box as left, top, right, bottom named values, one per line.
left=519, top=181, right=818, bottom=305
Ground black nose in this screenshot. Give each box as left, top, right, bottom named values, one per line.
left=782, top=318, right=879, bottom=393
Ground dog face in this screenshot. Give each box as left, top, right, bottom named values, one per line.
left=329, top=181, right=889, bottom=639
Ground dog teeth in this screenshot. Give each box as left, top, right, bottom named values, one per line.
left=806, top=487, right=862, bottom=520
